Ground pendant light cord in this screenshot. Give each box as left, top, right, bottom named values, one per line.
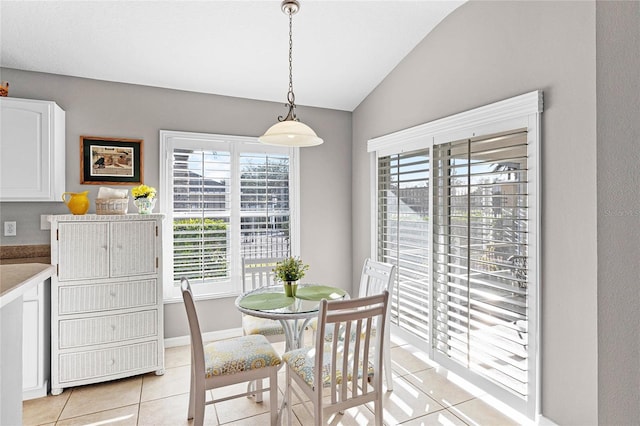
left=280, top=6, right=297, bottom=122
left=288, top=10, right=294, bottom=104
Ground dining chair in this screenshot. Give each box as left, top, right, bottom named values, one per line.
left=181, top=278, right=282, bottom=426
left=282, top=291, right=390, bottom=426
left=241, top=257, right=286, bottom=340
left=357, top=258, right=396, bottom=391
left=312, top=258, right=396, bottom=391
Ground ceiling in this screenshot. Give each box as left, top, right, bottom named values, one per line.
left=0, top=1, right=464, bottom=112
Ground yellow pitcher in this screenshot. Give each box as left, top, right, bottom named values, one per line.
left=62, top=191, right=90, bottom=215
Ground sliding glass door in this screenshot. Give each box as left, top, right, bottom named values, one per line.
left=369, top=90, right=542, bottom=419
left=432, top=131, right=530, bottom=399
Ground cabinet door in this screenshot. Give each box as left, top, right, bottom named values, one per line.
left=58, top=222, right=109, bottom=281
left=0, top=98, right=65, bottom=201
left=22, top=289, right=40, bottom=391
left=110, top=220, right=157, bottom=277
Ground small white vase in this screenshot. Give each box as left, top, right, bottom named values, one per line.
left=134, top=197, right=156, bottom=214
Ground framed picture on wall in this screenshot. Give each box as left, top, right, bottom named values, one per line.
left=80, top=136, right=143, bottom=184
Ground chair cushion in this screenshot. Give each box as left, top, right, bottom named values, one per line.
left=282, top=344, right=374, bottom=389
left=242, top=314, right=285, bottom=336
left=204, top=334, right=281, bottom=378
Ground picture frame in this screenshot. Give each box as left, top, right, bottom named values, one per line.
left=80, top=136, right=143, bottom=185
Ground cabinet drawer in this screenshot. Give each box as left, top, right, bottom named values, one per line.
left=58, top=280, right=157, bottom=314
left=58, top=341, right=158, bottom=383
left=59, top=310, right=158, bottom=349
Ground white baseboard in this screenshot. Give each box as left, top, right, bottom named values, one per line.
left=23, top=380, right=48, bottom=401
left=537, top=414, right=559, bottom=426
left=164, top=328, right=243, bottom=348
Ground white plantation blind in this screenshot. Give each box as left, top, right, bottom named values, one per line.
left=377, top=150, right=431, bottom=341
left=160, top=131, right=298, bottom=299
left=369, top=91, right=541, bottom=419
left=240, top=153, right=291, bottom=259
left=432, top=130, right=530, bottom=397
left=172, top=148, right=231, bottom=284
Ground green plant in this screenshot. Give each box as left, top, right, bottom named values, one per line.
left=273, top=256, right=309, bottom=282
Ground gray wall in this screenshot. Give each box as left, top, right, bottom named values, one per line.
left=0, top=68, right=352, bottom=338
left=352, top=1, right=598, bottom=424
left=596, top=1, right=640, bottom=424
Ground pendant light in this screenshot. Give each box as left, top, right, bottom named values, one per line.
left=259, top=0, right=323, bottom=147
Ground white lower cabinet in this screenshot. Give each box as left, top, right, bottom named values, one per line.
left=22, top=279, right=50, bottom=400
left=49, top=214, right=164, bottom=395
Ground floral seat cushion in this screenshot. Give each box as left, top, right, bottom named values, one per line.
left=204, top=334, right=282, bottom=378
left=282, top=344, right=374, bottom=389
left=242, top=314, right=285, bottom=336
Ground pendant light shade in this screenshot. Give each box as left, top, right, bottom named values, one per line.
left=259, top=0, right=323, bottom=147
left=259, top=120, right=323, bottom=147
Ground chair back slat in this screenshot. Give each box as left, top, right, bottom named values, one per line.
left=242, top=257, right=283, bottom=292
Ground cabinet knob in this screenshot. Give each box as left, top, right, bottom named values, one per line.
left=109, top=359, right=115, bottom=366
left=111, top=324, right=116, bottom=331
left=109, top=291, right=117, bottom=297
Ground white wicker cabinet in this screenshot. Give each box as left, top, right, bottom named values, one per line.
left=49, top=214, right=164, bottom=395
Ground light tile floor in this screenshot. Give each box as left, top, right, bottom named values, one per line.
left=23, top=335, right=522, bottom=425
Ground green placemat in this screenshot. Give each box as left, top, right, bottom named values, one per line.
left=239, top=293, right=294, bottom=310
left=296, top=285, right=346, bottom=301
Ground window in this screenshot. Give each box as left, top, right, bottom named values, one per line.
left=368, top=91, right=541, bottom=420
left=160, top=131, right=299, bottom=301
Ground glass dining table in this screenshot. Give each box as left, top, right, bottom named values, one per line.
left=235, top=283, right=348, bottom=350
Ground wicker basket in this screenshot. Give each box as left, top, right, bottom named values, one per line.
left=95, top=198, right=129, bottom=215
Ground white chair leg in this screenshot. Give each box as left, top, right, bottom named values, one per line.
left=188, top=367, right=195, bottom=419
left=314, top=393, right=323, bottom=426
left=193, top=385, right=205, bottom=426
left=269, top=368, right=278, bottom=426
left=384, top=345, right=393, bottom=391
left=384, top=326, right=393, bottom=391
left=255, top=378, right=264, bottom=402
left=375, top=400, right=383, bottom=426
left=286, top=367, right=293, bottom=426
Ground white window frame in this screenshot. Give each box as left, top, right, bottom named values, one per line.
left=159, top=130, right=300, bottom=302
left=368, top=91, right=542, bottom=420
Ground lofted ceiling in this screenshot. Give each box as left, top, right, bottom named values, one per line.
left=0, top=1, right=464, bottom=111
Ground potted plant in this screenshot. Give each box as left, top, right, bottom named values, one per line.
left=273, top=256, right=309, bottom=297
left=131, top=184, right=157, bottom=214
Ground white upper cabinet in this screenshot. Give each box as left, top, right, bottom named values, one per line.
left=0, top=97, right=66, bottom=201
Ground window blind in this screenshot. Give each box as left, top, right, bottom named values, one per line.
left=240, top=153, right=291, bottom=259
left=169, top=148, right=292, bottom=287
left=172, top=148, right=231, bottom=285
left=432, top=130, right=529, bottom=397
left=378, top=149, right=431, bottom=341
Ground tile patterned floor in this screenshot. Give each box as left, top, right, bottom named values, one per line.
left=23, top=336, right=522, bottom=425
